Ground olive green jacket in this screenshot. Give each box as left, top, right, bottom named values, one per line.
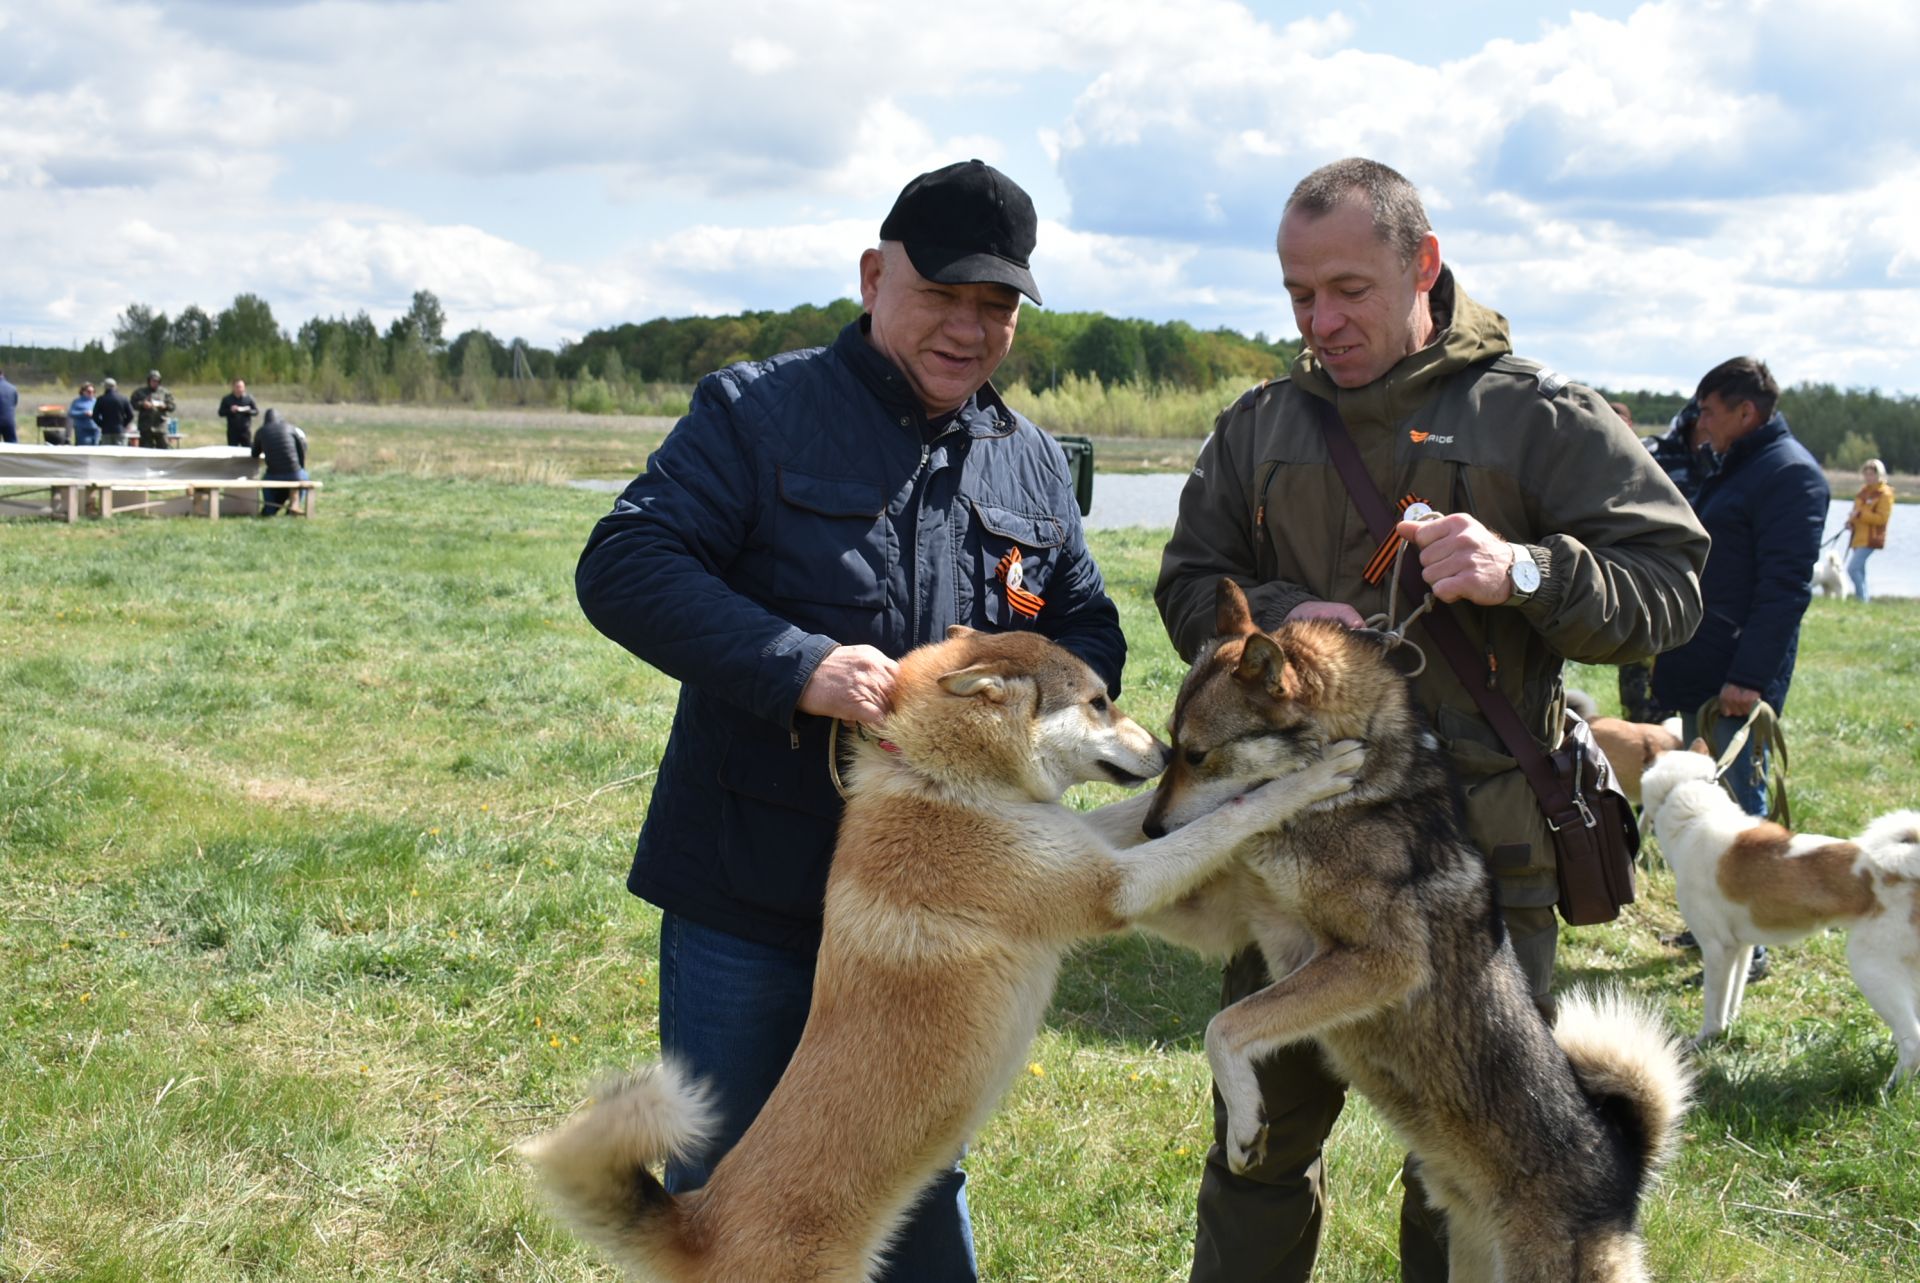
left=131, top=384, right=177, bottom=431
left=1155, top=269, right=1708, bottom=908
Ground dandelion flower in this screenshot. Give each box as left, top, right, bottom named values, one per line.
left=549, top=1036, right=561, bottom=1048
left=1027, top=1062, right=1045, bottom=1078
left=1176, top=1145, right=1190, bottom=1157
left=80, top=992, right=92, bottom=1003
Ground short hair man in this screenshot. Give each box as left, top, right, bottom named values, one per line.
left=130, top=369, right=176, bottom=449
left=1155, top=157, right=1708, bottom=1282
left=218, top=378, right=260, bottom=448
left=575, top=160, right=1124, bottom=1281
left=1652, top=357, right=1827, bottom=815
left=92, top=377, right=135, bottom=447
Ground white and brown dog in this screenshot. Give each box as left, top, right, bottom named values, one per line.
left=1641, top=745, right=1920, bottom=1091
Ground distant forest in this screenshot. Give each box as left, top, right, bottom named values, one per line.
left=4, top=291, right=1916, bottom=469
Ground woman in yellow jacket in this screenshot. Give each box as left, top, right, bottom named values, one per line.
left=1845, top=458, right=1895, bottom=601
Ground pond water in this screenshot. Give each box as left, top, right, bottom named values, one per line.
left=573, top=476, right=1914, bottom=598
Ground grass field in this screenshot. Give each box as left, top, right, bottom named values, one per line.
left=3, top=432, right=1918, bottom=1281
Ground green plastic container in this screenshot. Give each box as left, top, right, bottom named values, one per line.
left=1054, top=434, right=1094, bottom=517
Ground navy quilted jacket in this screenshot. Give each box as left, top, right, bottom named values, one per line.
left=577, top=320, right=1125, bottom=950
left=1653, top=413, right=1828, bottom=714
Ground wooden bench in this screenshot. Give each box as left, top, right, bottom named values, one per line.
left=88, top=481, right=196, bottom=518
left=0, top=477, right=86, bottom=523
left=1, top=477, right=320, bottom=520
left=188, top=479, right=321, bottom=519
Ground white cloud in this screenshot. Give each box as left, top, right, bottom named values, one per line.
left=0, top=0, right=1916, bottom=393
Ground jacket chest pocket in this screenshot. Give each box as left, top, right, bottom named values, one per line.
left=772, top=468, right=889, bottom=609
left=970, top=499, right=1066, bottom=628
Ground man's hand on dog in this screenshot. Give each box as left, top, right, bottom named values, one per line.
left=1286, top=600, right=1368, bottom=628
left=800, top=644, right=898, bottom=726
left=1397, top=511, right=1519, bottom=606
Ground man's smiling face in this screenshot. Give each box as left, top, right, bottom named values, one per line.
left=1278, top=193, right=1440, bottom=390
left=860, top=242, right=1020, bottom=417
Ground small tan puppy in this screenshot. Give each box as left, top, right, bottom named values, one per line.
left=520, top=627, right=1363, bottom=1282
left=1642, top=743, right=1920, bottom=1090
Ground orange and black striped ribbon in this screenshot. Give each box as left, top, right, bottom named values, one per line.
left=996, top=547, right=1045, bottom=619
left=1362, top=494, right=1427, bottom=585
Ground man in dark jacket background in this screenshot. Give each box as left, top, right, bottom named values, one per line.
left=252, top=408, right=309, bottom=515
left=218, top=378, right=260, bottom=448
left=574, top=160, right=1124, bottom=1282
left=0, top=368, right=17, bottom=444
left=92, top=378, right=135, bottom=446
left=1653, top=356, right=1827, bottom=816
left=1619, top=397, right=1715, bottom=722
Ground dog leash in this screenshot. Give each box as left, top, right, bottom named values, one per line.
left=1694, top=699, right=1792, bottom=827
left=1362, top=510, right=1443, bottom=678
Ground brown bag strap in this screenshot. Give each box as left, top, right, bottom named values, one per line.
left=1309, top=395, right=1587, bottom=831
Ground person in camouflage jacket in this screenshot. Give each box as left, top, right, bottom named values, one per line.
left=1155, top=158, right=1708, bottom=1283
left=130, top=370, right=177, bottom=448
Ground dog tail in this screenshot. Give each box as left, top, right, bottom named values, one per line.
left=519, top=1061, right=717, bottom=1278
left=1553, top=987, right=1694, bottom=1186
left=1859, top=810, right=1920, bottom=877
left=1564, top=688, right=1599, bottom=721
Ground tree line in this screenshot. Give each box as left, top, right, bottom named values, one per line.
left=4, top=292, right=1917, bottom=468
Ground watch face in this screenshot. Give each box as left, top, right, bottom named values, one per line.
left=1512, top=556, right=1542, bottom=593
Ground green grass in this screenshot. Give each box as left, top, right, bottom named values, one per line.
left=3, top=448, right=1918, bottom=1280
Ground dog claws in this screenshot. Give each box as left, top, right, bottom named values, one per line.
left=1225, top=1119, right=1270, bottom=1174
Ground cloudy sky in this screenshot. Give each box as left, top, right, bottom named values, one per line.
left=4, top=0, right=1917, bottom=393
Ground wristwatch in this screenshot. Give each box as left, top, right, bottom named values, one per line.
left=1507, top=543, right=1543, bottom=603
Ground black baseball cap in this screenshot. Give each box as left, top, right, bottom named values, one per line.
left=879, top=159, right=1042, bottom=306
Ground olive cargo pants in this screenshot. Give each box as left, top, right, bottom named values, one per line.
left=1187, top=907, right=1558, bottom=1283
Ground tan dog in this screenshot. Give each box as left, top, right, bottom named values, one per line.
left=520, top=627, right=1364, bottom=1282
left=1640, top=743, right=1920, bottom=1089
left=1136, top=582, right=1692, bottom=1283
left=1588, top=715, right=1682, bottom=807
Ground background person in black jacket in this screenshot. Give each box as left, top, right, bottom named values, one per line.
left=574, top=160, right=1124, bottom=1283
left=251, top=408, right=308, bottom=515
left=218, top=378, right=260, bottom=448
left=1653, top=357, right=1827, bottom=815
left=92, top=378, right=135, bottom=446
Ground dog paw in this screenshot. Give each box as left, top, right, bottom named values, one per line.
left=1226, top=1115, right=1271, bottom=1175
left=1289, top=740, right=1367, bottom=804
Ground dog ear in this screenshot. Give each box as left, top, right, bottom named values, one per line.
left=1688, top=737, right=1713, bottom=756
left=939, top=663, right=1009, bottom=702
left=1234, top=633, right=1300, bottom=698
left=1215, top=578, right=1257, bottom=637
left=946, top=624, right=978, bottom=640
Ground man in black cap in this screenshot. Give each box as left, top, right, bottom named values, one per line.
left=574, top=160, right=1123, bottom=1280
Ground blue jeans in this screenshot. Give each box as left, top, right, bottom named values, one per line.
left=1847, top=546, right=1875, bottom=603
left=1681, top=708, right=1769, bottom=817
left=657, top=912, right=979, bottom=1282
left=73, top=422, right=101, bottom=446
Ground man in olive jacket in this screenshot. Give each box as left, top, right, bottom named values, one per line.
left=1155, top=158, right=1708, bottom=1283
